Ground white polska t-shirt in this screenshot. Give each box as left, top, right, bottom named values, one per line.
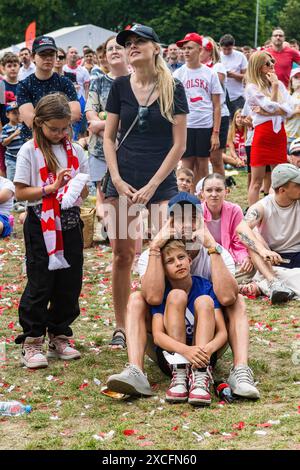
left=220, top=50, right=247, bottom=101
left=63, top=64, right=90, bottom=99
left=138, top=245, right=236, bottom=281
left=0, top=176, right=15, bottom=217
left=14, top=140, right=89, bottom=206
left=173, top=64, right=223, bottom=128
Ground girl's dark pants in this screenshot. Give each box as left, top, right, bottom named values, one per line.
left=15, top=207, right=84, bottom=344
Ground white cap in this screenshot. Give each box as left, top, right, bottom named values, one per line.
left=195, top=178, right=205, bottom=195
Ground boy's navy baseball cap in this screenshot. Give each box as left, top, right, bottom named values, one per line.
left=167, top=192, right=202, bottom=216
left=6, top=101, right=18, bottom=112
left=32, top=36, right=58, bottom=54
left=117, top=24, right=160, bottom=46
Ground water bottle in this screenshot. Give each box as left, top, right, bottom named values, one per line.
left=214, top=381, right=235, bottom=403
left=0, top=401, right=32, bottom=416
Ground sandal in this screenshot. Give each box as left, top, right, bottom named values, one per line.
left=109, top=329, right=126, bottom=350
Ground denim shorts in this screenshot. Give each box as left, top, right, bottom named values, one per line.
left=5, top=157, right=16, bottom=182
left=105, top=148, right=178, bottom=204
left=0, top=214, right=11, bottom=238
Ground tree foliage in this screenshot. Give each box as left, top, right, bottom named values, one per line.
left=0, top=0, right=293, bottom=50
left=279, top=0, right=300, bottom=41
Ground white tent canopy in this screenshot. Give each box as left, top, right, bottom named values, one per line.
left=0, top=24, right=116, bottom=56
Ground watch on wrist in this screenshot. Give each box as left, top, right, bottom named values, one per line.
left=207, top=244, right=223, bottom=255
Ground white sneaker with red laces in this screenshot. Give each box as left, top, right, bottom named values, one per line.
left=47, top=334, right=81, bottom=360
left=188, top=368, right=212, bottom=406
left=165, top=365, right=189, bottom=403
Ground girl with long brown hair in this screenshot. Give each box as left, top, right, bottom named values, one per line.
left=14, top=93, right=89, bottom=369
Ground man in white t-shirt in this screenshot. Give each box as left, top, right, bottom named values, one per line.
left=107, top=192, right=260, bottom=400
left=220, top=34, right=247, bottom=119
left=237, top=164, right=300, bottom=302
left=63, top=47, right=90, bottom=100
left=18, top=47, right=36, bottom=81
left=0, top=176, right=15, bottom=238
left=173, top=33, right=222, bottom=187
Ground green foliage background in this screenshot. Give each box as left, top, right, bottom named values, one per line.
left=0, top=0, right=297, bottom=49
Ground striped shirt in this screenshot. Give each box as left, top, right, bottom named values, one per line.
left=1, top=123, right=23, bottom=159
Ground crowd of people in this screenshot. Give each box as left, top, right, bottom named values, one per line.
left=0, top=23, right=300, bottom=407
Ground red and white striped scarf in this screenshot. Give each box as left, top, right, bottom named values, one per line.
left=35, top=137, right=79, bottom=271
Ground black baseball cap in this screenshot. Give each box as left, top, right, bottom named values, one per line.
left=117, top=24, right=160, bottom=46
left=32, top=36, right=58, bottom=54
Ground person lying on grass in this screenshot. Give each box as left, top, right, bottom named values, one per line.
left=150, top=239, right=227, bottom=406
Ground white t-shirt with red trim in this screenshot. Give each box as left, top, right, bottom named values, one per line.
left=173, top=64, right=222, bottom=128
left=63, top=64, right=90, bottom=98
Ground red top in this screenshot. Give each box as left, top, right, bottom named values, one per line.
left=266, top=46, right=300, bottom=87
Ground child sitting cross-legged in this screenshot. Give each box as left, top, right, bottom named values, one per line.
left=150, top=239, right=227, bottom=406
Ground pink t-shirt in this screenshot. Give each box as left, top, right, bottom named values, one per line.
left=266, top=47, right=300, bottom=88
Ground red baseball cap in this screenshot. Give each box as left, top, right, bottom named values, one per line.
left=176, top=33, right=203, bottom=48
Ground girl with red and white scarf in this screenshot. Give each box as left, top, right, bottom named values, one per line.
left=14, top=93, right=89, bottom=369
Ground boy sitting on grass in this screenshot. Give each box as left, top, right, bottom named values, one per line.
left=151, top=239, right=227, bottom=406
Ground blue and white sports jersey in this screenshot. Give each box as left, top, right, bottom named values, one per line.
left=150, top=275, right=221, bottom=342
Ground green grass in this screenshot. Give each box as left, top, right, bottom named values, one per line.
left=0, top=172, right=299, bottom=450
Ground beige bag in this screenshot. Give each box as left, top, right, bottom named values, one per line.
left=80, top=207, right=96, bottom=248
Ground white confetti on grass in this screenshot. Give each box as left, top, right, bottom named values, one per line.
left=93, top=430, right=115, bottom=441
left=254, top=430, right=267, bottom=436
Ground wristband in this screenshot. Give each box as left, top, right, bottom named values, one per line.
left=213, top=129, right=220, bottom=134
left=149, top=246, right=161, bottom=253
left=42, top=183, right=48, bottom=198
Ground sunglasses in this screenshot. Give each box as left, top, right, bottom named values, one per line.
left=56, top=55, right=65, bottom=61
left=265, top=59, right=275, bottom=67
left=291, top=151, right=300, bottom=156
left=138, top=105, right=150, bottom=133
left=124, top=37, right=148, bottom=49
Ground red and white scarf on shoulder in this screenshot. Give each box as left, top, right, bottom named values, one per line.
left=35, top=137, right=80, bottom=271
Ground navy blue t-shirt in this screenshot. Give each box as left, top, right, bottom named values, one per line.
left=16, top=72, right=78, bottom=141
left=150, top=275, right=221, bottom=342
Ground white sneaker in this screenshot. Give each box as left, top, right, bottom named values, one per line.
left=107, top=363, right=154, bottom=396
left=228, top=365, right=260, bottom=399
left=166, top=365, right=189, bottom=402
left=188, top=368, right=212, bottom=406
